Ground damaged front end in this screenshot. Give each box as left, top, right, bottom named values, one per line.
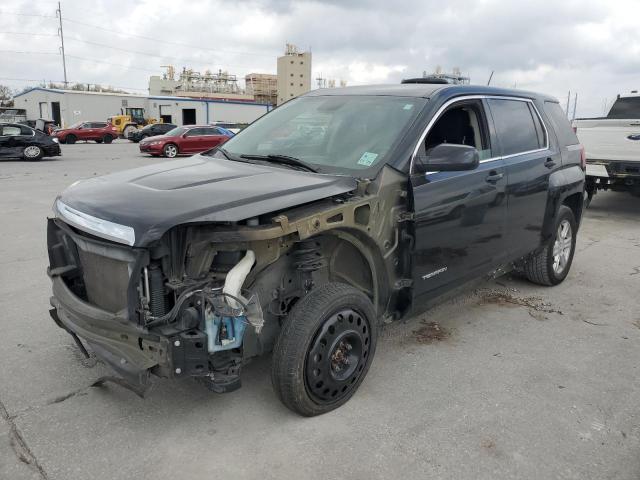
left=47, top=215, right=266, bottom=394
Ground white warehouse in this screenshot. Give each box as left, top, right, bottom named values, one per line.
left=13, top=87, right=271, bottom=127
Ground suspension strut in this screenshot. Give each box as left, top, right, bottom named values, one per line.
left=293, top=239, right=325, bottom=291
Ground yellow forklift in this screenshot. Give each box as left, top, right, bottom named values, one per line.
left=108, top=108, right=160, bottom=138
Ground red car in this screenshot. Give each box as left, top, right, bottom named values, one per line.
left=52, top=121, right=119, bottom=144
left=139, top=125, right=233, bottom=158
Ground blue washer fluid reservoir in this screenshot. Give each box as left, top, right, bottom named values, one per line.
left=205, top=313, right=247, bottom=353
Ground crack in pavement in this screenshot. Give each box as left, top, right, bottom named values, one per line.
left=0, top=398, right=49, bottom=479
left=9, top=386, right=89, bottom=421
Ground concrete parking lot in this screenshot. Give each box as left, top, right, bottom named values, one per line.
left=1, top=140, right=639, bottom=480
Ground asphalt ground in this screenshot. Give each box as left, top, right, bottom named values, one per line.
left=1, top=140, right=639, bottom=480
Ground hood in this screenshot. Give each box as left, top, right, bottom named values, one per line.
left=57, top=155, right=357, bottom=246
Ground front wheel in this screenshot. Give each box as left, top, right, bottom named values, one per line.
left=271, top=282, right=378, bottom=416
left=123, top=125, right=137, bottom=138
left=162, top=143, right=178, bottom=158
left=65, top=134, right=76, bottom=145
left=103, top=134, right=113, bottom=144
left=23, top=145, right=43, bottom=161
left=524, top=205, right=577, bottom=286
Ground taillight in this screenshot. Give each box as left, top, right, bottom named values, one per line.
left=579, top=144, right=586, bottom=170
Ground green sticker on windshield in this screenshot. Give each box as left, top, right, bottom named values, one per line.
left=357, top=152, right=378, bottom=166
left=403, top=104, right=414, bottom=110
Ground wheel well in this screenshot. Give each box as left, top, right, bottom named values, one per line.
left=562, top=192, right=583, bottom=225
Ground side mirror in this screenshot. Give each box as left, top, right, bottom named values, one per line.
left=415, top=143, right=480, bottom=172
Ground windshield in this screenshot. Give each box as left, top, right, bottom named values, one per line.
left=164, top=126, right=188, bottom=137
left=219, top=95, right=426, bottom=173
left=68, top=121, right=83, bottom=129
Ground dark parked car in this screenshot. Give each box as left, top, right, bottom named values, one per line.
left=0, top=123, right=61, bottom=160
left=139, top=125, right=233, bottom=157
left=52, top=121, right=119, bottom=144
left=127, top=123, right=177, bottom=143
left=47, top=85, right=585, bottom=416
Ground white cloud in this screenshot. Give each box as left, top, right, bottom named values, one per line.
left=0, top=0, right=638, bottom=116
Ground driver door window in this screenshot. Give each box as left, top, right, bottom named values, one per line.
left=420, top=101, right=493, bottom=164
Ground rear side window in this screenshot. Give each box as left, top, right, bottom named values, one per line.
left=488, top=99, right=545, bottom=156
left=92, top=122, right=107, bottom=128
left=607, top=96, right=640, bottom=119
left=2, top=125, right=22, bottom=136
left=543, top=102, right=579, bottom=146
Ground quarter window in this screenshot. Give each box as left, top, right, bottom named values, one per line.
left=544, top=101, right=579, bottom=146
left=488, top=99, right=546, bottom=156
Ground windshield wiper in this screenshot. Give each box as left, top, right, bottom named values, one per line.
left=239, top=154, right=319, bottom=173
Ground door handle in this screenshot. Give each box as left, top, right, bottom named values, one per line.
left=485, top=171, right=503, bottom=183
left=544, top=158, right=556, bottom=169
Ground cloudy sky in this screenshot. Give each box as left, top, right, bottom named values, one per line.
left=1, top=0, right=638, bottom=116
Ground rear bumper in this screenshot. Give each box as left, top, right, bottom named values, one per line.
left=586, top=160, right=640, bottom=191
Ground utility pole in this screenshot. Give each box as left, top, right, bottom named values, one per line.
left=56, top=1, right=68, bottom=88
left=572, top=92, right=578, bottom=121
left=565, top=91, right=571, bottom=116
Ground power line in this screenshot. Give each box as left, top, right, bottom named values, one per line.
left=0, top=50, right=59, bottom=55
left=62, top=17, right=274, bottom=58
left=63, top=35, right=259, bottom=70
left=0, top=31, right=58, bottom=37
left=65, top=54, right=158, bottom=73
left=0, top=11, right=56, bottom=19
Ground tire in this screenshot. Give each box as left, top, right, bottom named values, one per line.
left=162, top=143, right=178, bottom=158
left=123, top=125, right=137, bottom=138
left=271, top=282, right=378, bottom=416
left=23, top=145, right=43, bottom=161
left=65, top=134, right=76, bottom=145
left=103, top=134, right=113, bottom=144
left=524, top=205, right=577, bottom=286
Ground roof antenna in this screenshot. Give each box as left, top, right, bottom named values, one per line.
left=487, top=71, right=494, bottom=86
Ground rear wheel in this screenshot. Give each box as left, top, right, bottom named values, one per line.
left=271, top=282, right=378, bottom=416
left=162, top=143, right=178, bottom=158
left=103, top=134, right=113, bottom=144
left=65, top=134, right=76, bottom=145
left=23, top=145, right=43, bottom=161
left=524, top=205, right=576, bottom=286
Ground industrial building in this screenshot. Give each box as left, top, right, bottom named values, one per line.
left=148, top=66, right=255, bottom=102
left=245, top=73, right=278, bottom=105
left=277, top=44, right=312, bottom=105
left=13, top=87, right=271, bottom=127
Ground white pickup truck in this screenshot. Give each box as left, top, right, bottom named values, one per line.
left=574, top=92, right=640, bottom=205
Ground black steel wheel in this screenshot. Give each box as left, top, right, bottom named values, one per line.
left=305, top=308, right=371, bottom=403
left=271, top=282, right=378, bottom=416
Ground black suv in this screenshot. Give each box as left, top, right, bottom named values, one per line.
left=47, top=85, right=585, bottom=416
left=128, top=123, right=177, bottom=143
